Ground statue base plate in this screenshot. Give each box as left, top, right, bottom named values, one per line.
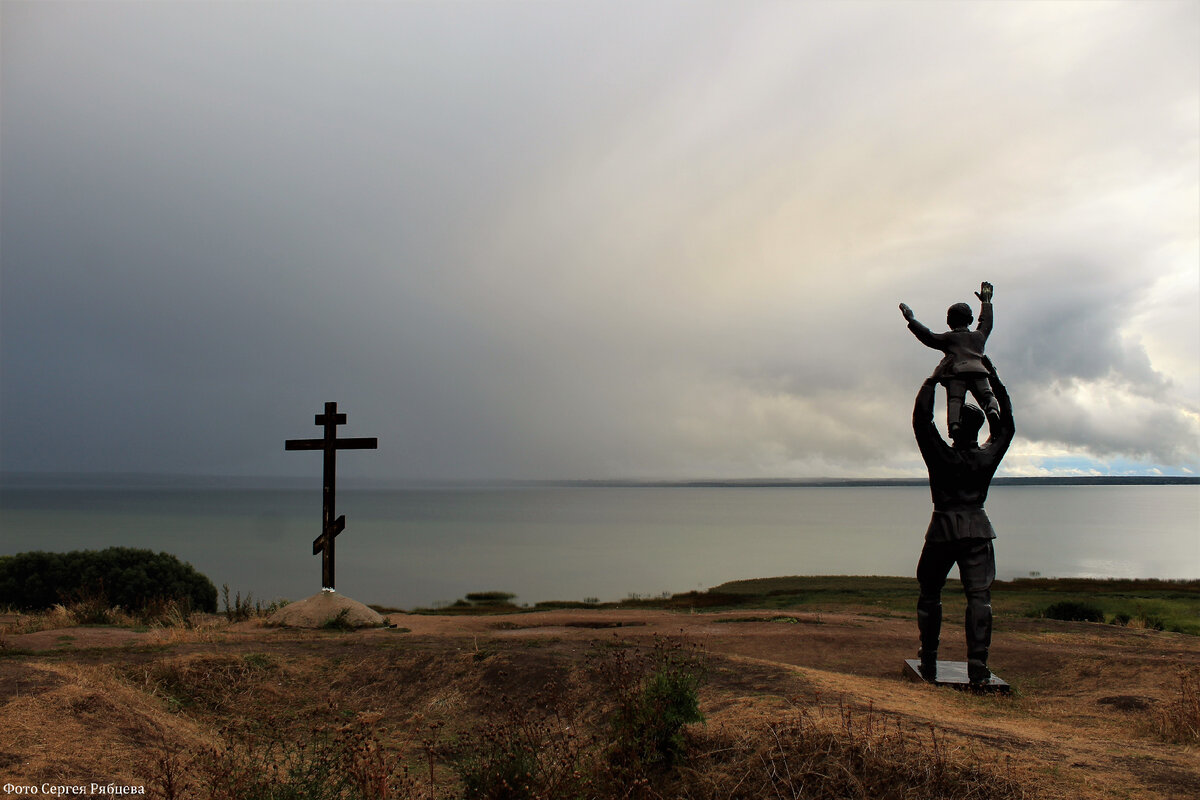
left=903, top=659, right=1011, bottom=694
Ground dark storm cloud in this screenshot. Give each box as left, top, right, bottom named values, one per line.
left=1, top=1, right=1196, bottom=479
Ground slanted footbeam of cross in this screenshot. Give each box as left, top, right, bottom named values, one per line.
left=286, top=402, right=377, bottom=590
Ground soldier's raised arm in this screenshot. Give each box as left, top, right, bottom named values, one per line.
left=984, top=357, right=1015, bottom=443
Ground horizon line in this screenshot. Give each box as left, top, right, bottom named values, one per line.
left=2, top=470, right=1197, bottom=489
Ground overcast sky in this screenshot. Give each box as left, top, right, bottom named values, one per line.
left=2, top=0, right=1197, bottom=481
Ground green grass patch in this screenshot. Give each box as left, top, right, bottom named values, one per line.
left=404, top=576, right=1200, bottom=635
left=698, top=576, right=1200, bottom=634
left=242, top=652, right=274, bottom=669
left=993, top=579, right=1200, bottom=635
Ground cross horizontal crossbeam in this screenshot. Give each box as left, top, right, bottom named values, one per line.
left=285, top=437, right=378, bottom=450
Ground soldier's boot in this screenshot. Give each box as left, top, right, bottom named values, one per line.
left=917, top=597, right=942, bottom=679
left=965, top=590, right=993, bottom=685
left=967, top=657, right=991, bottom=685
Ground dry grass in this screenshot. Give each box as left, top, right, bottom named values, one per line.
left=1155, top=668, right=1200, bottom=744
left=151, top=720, right=413, bottom=800
left=2, top=603, right=84, bottom=634
left=128, top=641, right=1027, bottom=800
left=0, top=661, right=212, bottom=785
left=144, top=621, right=228, bottom=645
left=0, top=597, right=212, bottom=636
left=0, top=590, right=296, bottom=641
left=131, top=653, right=285, bottom=714
left=2, top=602, right=1198, bottom=798
left=671, top=703, right=1027, bottom=800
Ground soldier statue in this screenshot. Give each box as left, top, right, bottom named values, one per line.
left=901, top=284, right=1015, bottom=686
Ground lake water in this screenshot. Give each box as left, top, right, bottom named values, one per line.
left=1, top=483, right=1197, bottom=609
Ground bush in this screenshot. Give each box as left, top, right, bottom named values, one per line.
left=594, top=635, right=707, bottom=775
left=320, top=608, right=355, bottom=632
left=221, top=584, right=256, bottom=622
left=1043, top=600, right=1104, bottom=623
left=450, top=638, right=708, bottom=798
left=451, top=684, right=594, bottom=800
left=455, top=722, right=546, bottom=800
left=0, top=548, right=217, bottom=613
left=465, top=591, right=517, bottom=605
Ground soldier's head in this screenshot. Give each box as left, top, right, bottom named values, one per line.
left=952, top=404, right=986, bottom=447
left=946, top=302, right=973, bottom=329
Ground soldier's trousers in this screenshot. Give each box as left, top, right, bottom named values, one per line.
left=916, top=537, right=994, bottom=667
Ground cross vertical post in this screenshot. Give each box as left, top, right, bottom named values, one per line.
left=285, top=402, right=377, bottom=590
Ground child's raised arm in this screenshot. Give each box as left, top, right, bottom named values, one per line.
left=900, top=303, right=945, bottom=350
left=974, top=281, right=994, bottom=336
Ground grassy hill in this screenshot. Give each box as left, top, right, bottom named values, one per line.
left=2, top=576, right=1198, bottom=798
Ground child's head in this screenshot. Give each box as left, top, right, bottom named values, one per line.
left=946, top=302, right=973, bottom=328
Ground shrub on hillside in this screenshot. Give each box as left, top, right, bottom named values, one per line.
left=0, top=547, right=217, bottom=613
left=594, top=635, right=707, bottom=775
left=465, top=591, right=516, bottom=605
left=450, top=636, right=708, bottom=798
left=1043, top=600, right=1105, bottom=623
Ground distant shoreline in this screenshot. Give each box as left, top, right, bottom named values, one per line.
left=1, top=471, right=1197, bottom=490
left=552, top=476, right=1200, bottom=488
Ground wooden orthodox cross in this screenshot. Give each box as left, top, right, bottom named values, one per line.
left=285, top=402, right=378, bottom=590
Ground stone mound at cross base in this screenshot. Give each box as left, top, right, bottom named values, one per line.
left=266, top=591, right=385, bottom=629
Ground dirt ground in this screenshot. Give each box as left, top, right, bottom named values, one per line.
left=1, top=607, right=1198, bottom=799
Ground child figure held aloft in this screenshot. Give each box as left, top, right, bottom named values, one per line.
left=900, top=282, right=1001, bottom=436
